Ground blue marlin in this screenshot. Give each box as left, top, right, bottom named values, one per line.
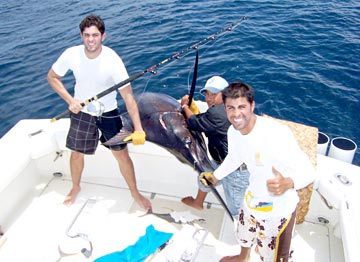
left=105, top=92, right=234, bottom=220
left=105, top=92, right=216, bottom=173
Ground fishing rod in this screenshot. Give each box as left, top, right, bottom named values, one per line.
left=182, top=48, right=234, bottom=221
left=185, top=49, right=234, bottom=220
left=187, top=49, right=199, bottom=107
left=51, top=16, right=247, bottom=122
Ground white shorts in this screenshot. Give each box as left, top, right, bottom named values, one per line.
left=235, top=207, right=296, bottom=262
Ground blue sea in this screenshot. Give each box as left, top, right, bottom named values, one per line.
left=1, top=0, right=359, bottom=165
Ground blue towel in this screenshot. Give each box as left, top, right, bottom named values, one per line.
left=94, top=224, right=173, bottom=262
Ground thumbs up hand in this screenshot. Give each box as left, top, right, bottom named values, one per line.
left=266, top=167, right=294, bottom=195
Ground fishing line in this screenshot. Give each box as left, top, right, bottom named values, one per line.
left=106, top=17, right=248, bottom=121
left=185, top=26, right=235, bottom=94
left=49, top=16, right=247, bottom=123
left=29, top=18, right=247, bottom=134
left=27, top=17, right=248, bottom=170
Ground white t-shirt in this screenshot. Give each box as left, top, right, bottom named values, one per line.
left=214, top=115, right=315, bottom=219
left=52, top=45, right=130, bottom=114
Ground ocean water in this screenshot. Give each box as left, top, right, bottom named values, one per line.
left=0, top=0, right=359, bottom=165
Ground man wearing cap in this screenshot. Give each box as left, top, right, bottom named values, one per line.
left=180, top=76, right=249, bottom=218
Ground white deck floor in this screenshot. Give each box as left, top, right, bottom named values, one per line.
left=0, top=175, right=343, bottom=262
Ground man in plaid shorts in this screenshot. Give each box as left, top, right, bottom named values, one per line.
left=47, top=14, right=151, bottom=211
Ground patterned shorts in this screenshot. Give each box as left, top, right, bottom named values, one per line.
left=236, top=208, right=296, bottom=262
left=66, top=109, right=126, bottom=154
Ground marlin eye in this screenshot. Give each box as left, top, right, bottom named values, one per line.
left=183, top=136, right=191, bottom=144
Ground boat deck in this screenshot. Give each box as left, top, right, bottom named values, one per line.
left=1, top=118, right=355, bottom=261
left=0, top=175, right=343, bottom=262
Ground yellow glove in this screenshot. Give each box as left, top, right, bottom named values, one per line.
left=124, top=131, right=146, bottom=145
left=189, top=99, right=200, bottom=115
left=199, top=172, right=217, bottom=186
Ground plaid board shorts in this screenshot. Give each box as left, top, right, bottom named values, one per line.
left=66, top=109, right=127, bottom=154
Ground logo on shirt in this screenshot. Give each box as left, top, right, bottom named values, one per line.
left=245, top=191, right=273, bottom=212
left=255, top=152, right=263, bottom=166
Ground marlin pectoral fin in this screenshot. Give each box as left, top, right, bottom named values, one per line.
left=103, top=129, right=133, bottom=146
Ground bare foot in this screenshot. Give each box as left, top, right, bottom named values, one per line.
left=133, top=193, right=152, bottom=211
left=220, top=255, right=250, bottom=262
left=181, top=196, right=204, bottom=210
left=63, top=186, right=81, bottom=206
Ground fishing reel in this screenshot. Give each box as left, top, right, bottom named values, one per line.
left=87, top=100, right=105, bottom=116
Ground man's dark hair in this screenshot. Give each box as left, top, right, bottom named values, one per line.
left=79, top=14, right=105, bottom=34
left=222, top=81, right=255, bottom=104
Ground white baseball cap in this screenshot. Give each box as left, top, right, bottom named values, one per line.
left=200, top=76, right=229, bottom=96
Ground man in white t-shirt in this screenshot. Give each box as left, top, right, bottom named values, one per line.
left=200, top=82, right=315, bottom=262
left=47, top=14, right=151, bottom=211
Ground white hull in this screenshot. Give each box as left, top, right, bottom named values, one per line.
left=1, top=118, right=359, bottom=261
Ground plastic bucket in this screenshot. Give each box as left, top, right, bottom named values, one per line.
left=317, top=132, right=330, bottom=155
left=328, top=137, right=357, bottom=164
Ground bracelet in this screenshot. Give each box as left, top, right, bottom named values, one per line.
left=181, top=104, right=189, bottom=109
